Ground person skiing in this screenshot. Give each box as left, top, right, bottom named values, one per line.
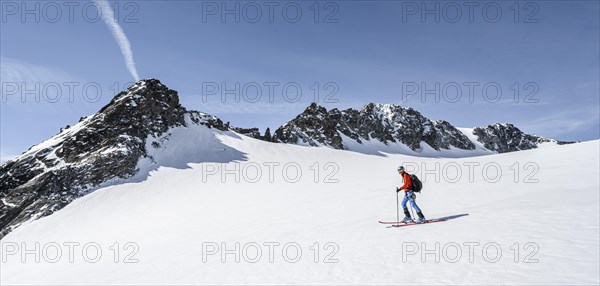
left=396, top=166, right=426, bottom=223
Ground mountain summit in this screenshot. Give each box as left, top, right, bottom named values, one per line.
left=271, top=103, right=476, bottom=151
left=0, top=79, right=226, bottom=237
left=269, top=102, right=571, bottom=154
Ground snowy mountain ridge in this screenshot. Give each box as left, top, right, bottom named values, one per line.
left=0, top=79, right=575, bottom=238
left=268, top=102, right=571, bottom=155
left=0, top=79, right=227, bottom=237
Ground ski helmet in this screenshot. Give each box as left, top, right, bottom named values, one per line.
left=397, top=166, right=405, bottom=172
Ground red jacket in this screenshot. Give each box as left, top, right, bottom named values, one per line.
left=399, top=172, right=412, bottom=192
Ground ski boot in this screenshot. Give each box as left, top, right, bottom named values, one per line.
left=415, top=212, right=426, bottom=223
left=402, top=208, right=413, bottom=223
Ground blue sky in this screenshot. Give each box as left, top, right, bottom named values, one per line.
left=1, top=0, right=599, bottom=161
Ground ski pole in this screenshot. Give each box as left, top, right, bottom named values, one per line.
left=396, top=190, right=400, bottom=223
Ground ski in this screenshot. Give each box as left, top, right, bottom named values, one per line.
left=379, top=214, right=469, bottom=227
left=379, top=221, right=409, bottom=224
left=379, top=219, right=446, bottom=225
left=389, top=219, right=447, bottom=227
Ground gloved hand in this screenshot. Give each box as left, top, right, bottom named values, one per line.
left=396, top=187, right=401, bottom=193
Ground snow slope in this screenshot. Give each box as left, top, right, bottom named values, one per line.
left=339, top=130, right=495, bottom=158
left=1, top=124, right=598, bottom=285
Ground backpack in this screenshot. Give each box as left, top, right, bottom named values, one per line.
left=410, top=174, right=423, bottom=192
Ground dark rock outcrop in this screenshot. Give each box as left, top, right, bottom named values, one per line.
left=0, top=79, right=226, bottom=238
left=271, top=103, right=476, bottom=151
left=472, top=123, right=574, bottom=153
left=231, top=127, right=262, bottom=139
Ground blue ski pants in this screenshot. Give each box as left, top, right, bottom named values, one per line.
left=401, top=191, right=422, bottom=213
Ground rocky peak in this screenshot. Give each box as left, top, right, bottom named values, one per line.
left=272, top=102, right=476, bottom=151
left=272, top=103, right=344, bottom=148
left=305, top=102, right=328, bottom=114
left=0, top=79, right=225, bottom=238
left=472, top=123, right=574, bottom=153
left=270, top=103, right=575, bottom=154
left=108, top=79, right=180, bottom=108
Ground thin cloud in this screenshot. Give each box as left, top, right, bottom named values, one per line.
left=519, top=107, right=600, bottom=139
left=0, top=58, right=79, bottom=108
left=94, top=0, right=140, bottom=81
left=0, top=58, right=74, bottom=84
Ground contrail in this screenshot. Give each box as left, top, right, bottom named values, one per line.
left=94, top=0, right=140, bottom=81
